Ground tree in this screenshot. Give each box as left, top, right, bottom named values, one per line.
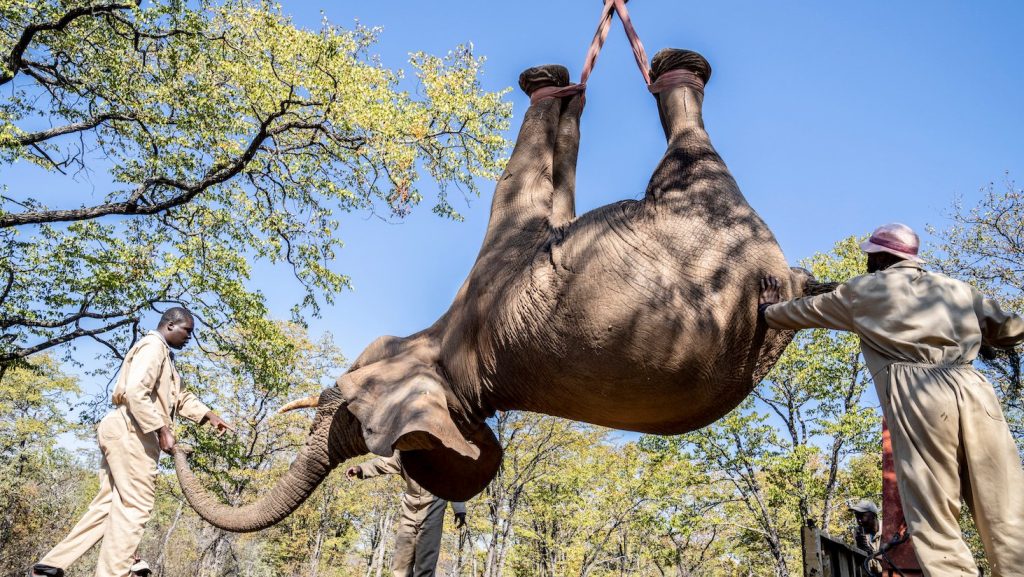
left=0, top=0, right=511, bottom=376
left=0, top=354, right=91, bottom=576
left=474, top=412, right=592, bottom=577
left=636, top=437, right=744, bottom=577
left=928, top=175, right=1024, bottom=446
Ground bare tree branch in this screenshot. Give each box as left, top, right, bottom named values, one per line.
left=0, top=103, right=316, bottom=228
left=13, top=113, right=134, bottom=147
left=0, top=268, right=14, bottom=306
left=1, top=1, right=140, bottom=86
left=0, top=316, right=136, bottom=364
left=0, top=304, right=144, bottom=329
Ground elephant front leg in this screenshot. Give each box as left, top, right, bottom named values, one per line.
left=551, top=88, right=583, bottom=228
left=480, top=65, right=578, bottom=249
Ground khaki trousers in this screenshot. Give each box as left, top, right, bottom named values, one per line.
left=392, top=498, right=447, bottom=577
left=40, top=408, right=160, bottom=577
left=885, top=363, right=1024, bottom=577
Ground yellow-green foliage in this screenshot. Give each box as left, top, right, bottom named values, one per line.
left=0, top=0, right=511, bottom=373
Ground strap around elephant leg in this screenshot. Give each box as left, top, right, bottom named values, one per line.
left=529, top=83, right=587, bottom=105
left=648, top=70, right=705, bottom=96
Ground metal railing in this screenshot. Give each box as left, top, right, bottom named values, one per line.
left=802, top=522, right=871, bottom=577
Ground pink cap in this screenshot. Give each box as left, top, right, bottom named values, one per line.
left=860, top=223, right=923, bottom=262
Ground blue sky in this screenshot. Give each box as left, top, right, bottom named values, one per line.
left=7, top=1, right=1024, bottom=407
left=275, top=0, right=1024, bottom=361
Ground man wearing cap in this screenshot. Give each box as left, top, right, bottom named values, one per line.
left=759, top=223, right=1024, bottom=576
left=31, top=307, right=234, bottom=577
left=347, top=451, right=467, bottom=577
left=848, top=500, right=883, bottom=576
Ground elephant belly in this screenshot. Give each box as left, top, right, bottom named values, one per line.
left=488, top=206, right=794, bottom=434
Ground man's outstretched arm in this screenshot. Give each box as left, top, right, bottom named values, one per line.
left=973, top=287, right=1024, bottom=349
left=758, top=275, right=855, bottom=332
left=346, top=453, right=402, bottom=480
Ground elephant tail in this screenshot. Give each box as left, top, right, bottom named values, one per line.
left=789, top=266, right=838, bottom=297
left=174, top=388, right=366, bottom=533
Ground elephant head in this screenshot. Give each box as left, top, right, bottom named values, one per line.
left=174, top=335, right=503, bottom=532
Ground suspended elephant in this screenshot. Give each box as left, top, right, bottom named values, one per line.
left=175, top=49, right=817, bottom=532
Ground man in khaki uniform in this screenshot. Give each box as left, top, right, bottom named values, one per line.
left=32, top=307, right=233, bottom=577
left=348, top=451, right=467, bottom=577
left=848, top=499, right=883, bottom=576
left=759, top=223, right=1024, bottom=577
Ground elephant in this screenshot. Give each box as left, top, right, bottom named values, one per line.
left=175, top=48, right=818, bottom=532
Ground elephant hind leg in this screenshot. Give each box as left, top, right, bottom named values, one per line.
left=484, top=66, right=577, bottom=242
left=650, top=48, right=712, bottom=142
left=644, top=49, right=739, bottom=211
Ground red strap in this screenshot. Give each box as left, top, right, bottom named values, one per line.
left=530, top=84, right=587, bottom=105
left=579, top=0, right=617, bottom=88
left=648, top=69, right=705, bottom=95
left=530, top=0, right=682, bottom=105
left=529, top=0, right=621, bottom=106
left=609, top=0, right=651, bottom=86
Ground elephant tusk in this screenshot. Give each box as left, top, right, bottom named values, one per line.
left=278, top=394, right=320, bottom=414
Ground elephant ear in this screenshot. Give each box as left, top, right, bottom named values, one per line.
left=338, top=358, right=478, bottom=459
left=402, top=421, right=502, bottom=501
left=338, top=358, right=502, bottom=500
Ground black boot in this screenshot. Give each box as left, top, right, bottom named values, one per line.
left=30, top=565, right=64, bottom=577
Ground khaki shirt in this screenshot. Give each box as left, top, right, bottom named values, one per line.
left=854, top=527, right=884, bottom=574
left=765, top=261, right=1024, bottom=395
left=111, top=331, right=210, bottom=434
left=358, top=452, right=467, bottom=525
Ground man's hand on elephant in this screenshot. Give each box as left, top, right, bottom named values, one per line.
left=758, top=275, right=782, bottom=324
left=204, top=411, right=236, bottom=436
left=158, top=426, right=176, bottom=455
left=346, top=466, right=363, bottom=480
left=454, top=512, right=467, bottom=529
left=760, top=275, right=782, bottom=306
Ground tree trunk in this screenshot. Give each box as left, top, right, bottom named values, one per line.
left=366, top=509, right=393, bottom=577
left=154, top=500, right=184, bottom=576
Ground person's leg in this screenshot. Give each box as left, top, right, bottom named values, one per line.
left=36, top=414, right=125, bottom=572
left=412, top=498, right=447, bottom=577
left=390, top=518, right=418, bottom=577
left=885, top=366, right=979, bottom=576
left=959, top=375, right=1024, bottom=576
left=92, top=425, right=159, bottom=577
left=36, top=458, right=114, bottom=571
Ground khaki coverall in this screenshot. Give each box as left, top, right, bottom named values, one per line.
left=854, top=526, right=883, bottom=576
left=765, top=260, right=1024, bottom=576
left=40, top=332, right=210, bottom=577
left=357, top=453, right=466, bottom=577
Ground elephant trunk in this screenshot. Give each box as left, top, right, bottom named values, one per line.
left=174, top=388, right=367, bottom=532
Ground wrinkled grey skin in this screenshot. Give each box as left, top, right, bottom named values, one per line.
left=176, top=49, right=811, bottom=533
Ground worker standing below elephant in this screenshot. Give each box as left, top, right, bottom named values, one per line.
left=31, top=307, right=234, bottom=577
left=347, top=451, right=467, bottom=577
left=848, top=500, right=883, bottom=576
left=759, top=223, right=1024, bottom=577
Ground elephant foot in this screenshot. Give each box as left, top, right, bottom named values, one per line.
left=650, top=49, right=712, bottom=85
left=518, top=64, right=570, bottom=97
left=649, top=49, right=711, bottom=139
